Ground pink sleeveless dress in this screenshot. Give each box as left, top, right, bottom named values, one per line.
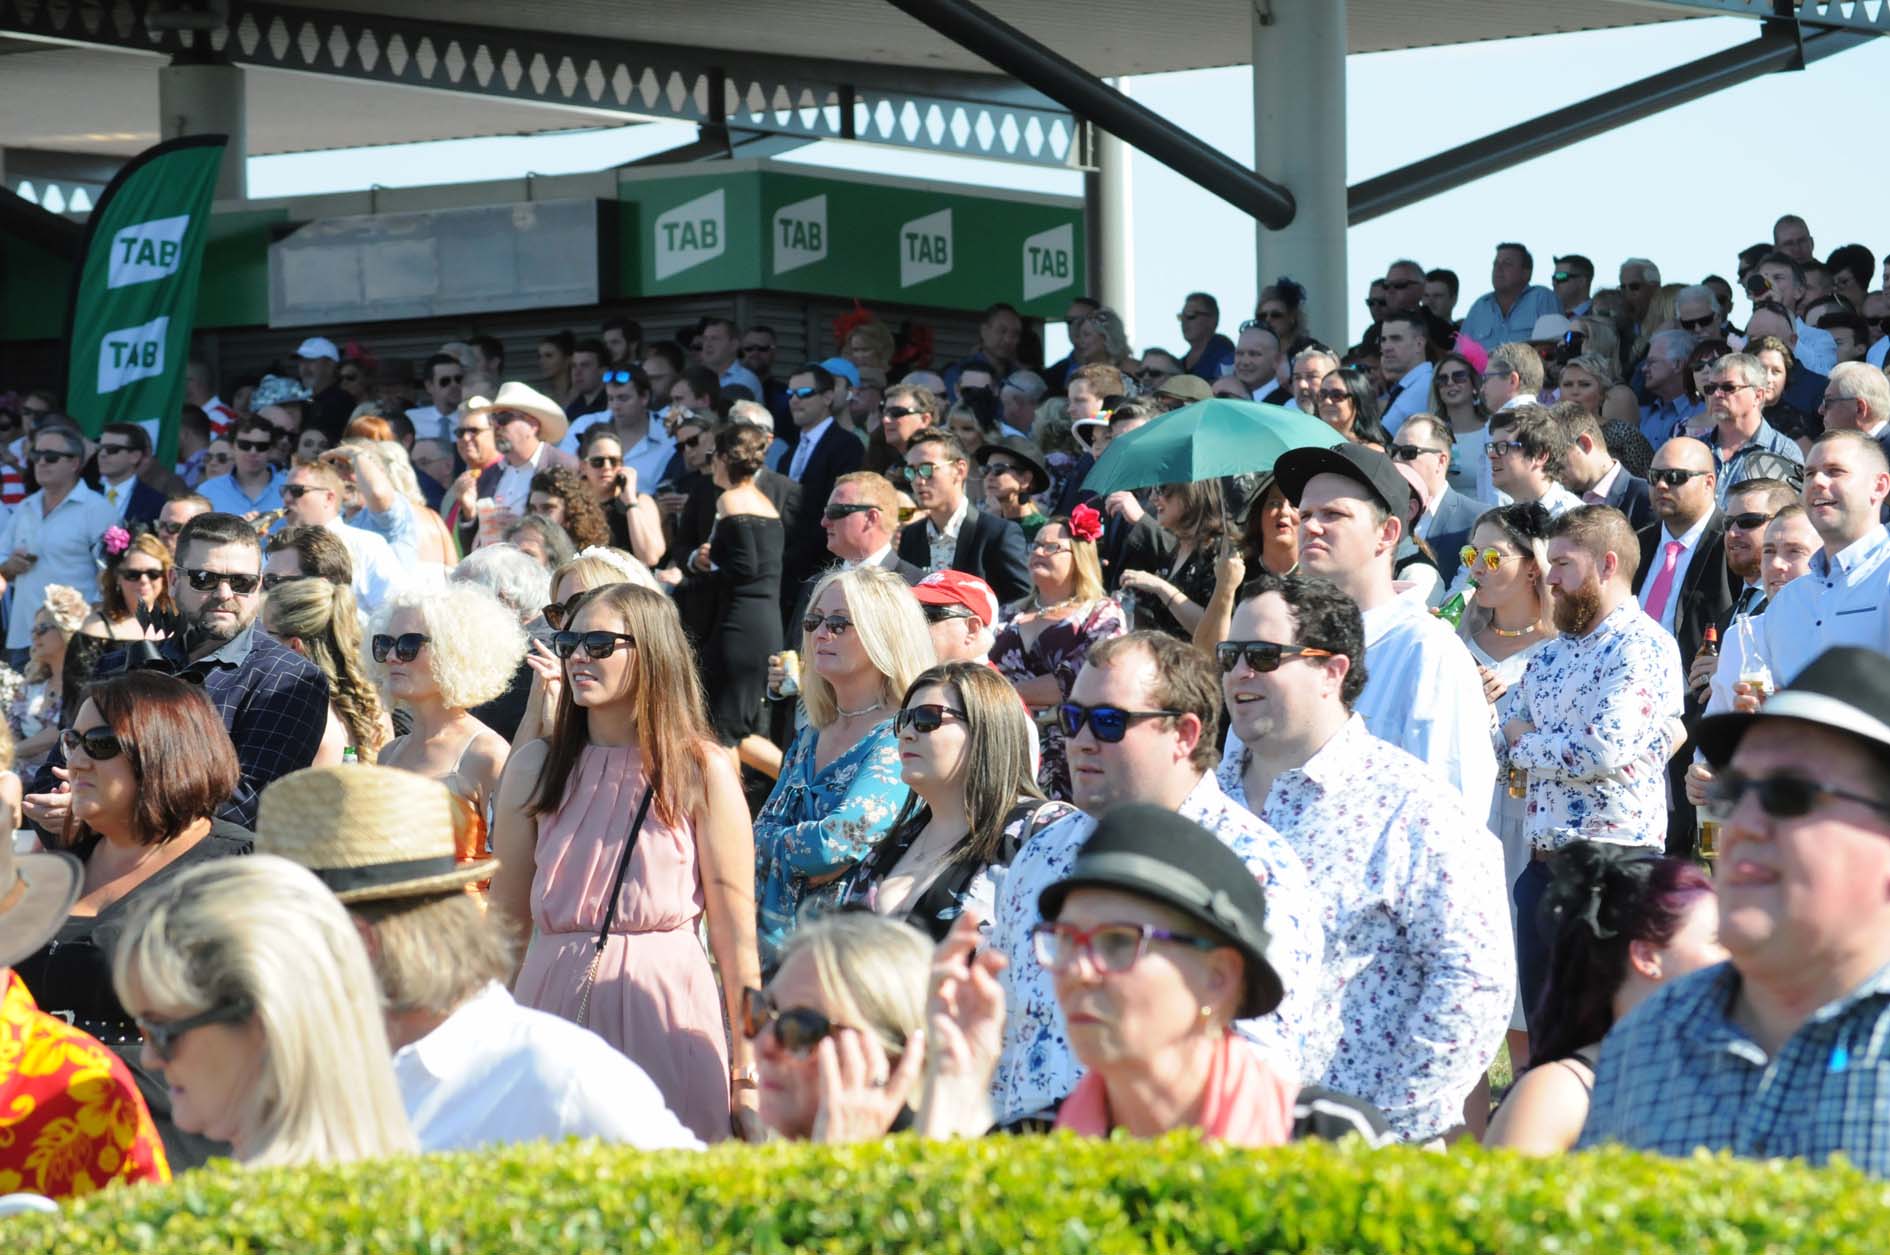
left=513, top=743, right=730, bottom=1143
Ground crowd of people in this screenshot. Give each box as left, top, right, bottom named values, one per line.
left=4, top=212, right=1890, bottom=1210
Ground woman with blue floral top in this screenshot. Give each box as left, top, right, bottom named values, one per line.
left=753, top=566, right=934, bottom=969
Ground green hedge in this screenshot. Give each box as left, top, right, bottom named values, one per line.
left=11, top=1134, right=1886, bottom=1253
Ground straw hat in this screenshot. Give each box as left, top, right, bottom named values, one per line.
left=0, top=839, right=81, bottom=969
left=255, top=765, right=493, bottom=904
left=462, top=381, right=569, bottom=446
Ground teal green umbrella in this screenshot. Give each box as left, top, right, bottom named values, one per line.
left=1080, top=397, right=1345, bottom=496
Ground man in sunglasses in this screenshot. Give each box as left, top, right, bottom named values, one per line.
left=1580, top=646, right=1890, bottom=1177
left=279, top=461, right=404, bottom=612
left=90, top=421, right=167, bottom=526
left=781, top=362, right=865, bottom=597
left=1617, top=258, right=1661, bottom=336
left=1218, top=574, right=1511, bottom=1143
left=401, top=353, right=464, bottom=444
left=197, top=415, right=286, bottom=518
left=1507, top=505, right=1685, bottom=1009
left=1699, top=354, right=1804, bottom=506
left=1820, top=361, right=1890, bottom=470
left=895, top=430, right=1031, bottom=605
left=985, top=630, right=1327, bottom=1128
left=0, top=424, right=116, bottom=663
left=1551, top=254, right=1593, bottom=318
left=156, top=492, right=211, bottom=557
left=24, top=513, right=326, bottom=835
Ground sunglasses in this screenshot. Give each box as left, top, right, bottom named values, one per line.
left=600, top=370, right=635, bottom=384
left=1459, top=545, right=1507, bottom=572
left=135, top=998, right=255, bottom=1063
left=1703, top=771, right=1890, bottom=822
left=541, top=595, right=583, bottom=630
left=587, top=455, right=622, bottom=469
left=551, top=630, right=637, bottom=660
left=822, top=503, right=876, bottom=522
left=1214, top=640, right=1336, bottom=675
left=1727, top=510, right=1779, bottom=531
left=1315, top=390, right=1350, bottom=404
left=1551, top=270, right=1577, bottom=283
left=98, top=442, right=138, bottom=456
left=157, top=518, right=190, bottom=536
left=282, top=483, right=328, bottom=500
left=1700, top=382, right=1751, bottom=397
left=371, top=632, right=430, bottom=663
left=801, top=613, right=854, bottom=637
left=787, top=386, right=823, bottom=399
left=919, top=603, right=978, bottom=627
left=1649, top=468, right=1710, bottom=488
left=454, top=426, right=490, bottom=440
left=1434, top=369, right=1472, bottom=387
left=984, top=459, right=1027, bottom=478
left=902, top=462, right=951, bottom=481
left=1679, top=313, right=1718, bottom=333
left=1056, top=702, right=1182, bottom=742
left=202, top=453, right=233, bottom=465
left=881, top=404, right=924, bottom=421
left=1030, top=922, right=1218, bottom=973
left=184, top=568, right=260, bottom=595
left=740, top=343, right=772, bottom=354
left=29, top=449, right=77, bottom=463
left=740, top=987, right=839, bottom=1057
left=60, top=726, right=124, bottom=761
left=894, top=703, right=968, bottom=735
left=260, top=572, right=308, bottom=591
left=1388, top=443, right=1440, bottom=463
left=234, top=438, right=275, bottom=452
left=119, top=567, right=164, bottom=583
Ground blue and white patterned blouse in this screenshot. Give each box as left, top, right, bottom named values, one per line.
left=753, top=718, right=909, bottom=969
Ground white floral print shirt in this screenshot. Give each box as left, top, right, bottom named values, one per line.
left=987, top=771, right=1328, bottom=1126
left=1218, top=714, right=1515, bottom=1143
left=1511, top=598, right=1685, bottom=852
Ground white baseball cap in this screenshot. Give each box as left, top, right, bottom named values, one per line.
left=295, top=336, right=341, bottom=361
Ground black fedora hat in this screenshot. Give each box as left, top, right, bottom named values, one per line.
left=1038, top=804, right=1283, bottom=1018
left=1696, top=645, right=1890, bottom=767
left=973, top=434, right=1051, bottom=496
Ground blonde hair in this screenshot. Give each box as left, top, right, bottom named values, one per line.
left=27, top=584, right=88, bottom=682
left=776, top=912, right=931, bottom=1059
left=345, top=438, right=429, bottom=511
left=844, top=320, right=896, bottom=371
left=368, top=583, right=528, bottom=710
left=348, top=891, right=514, bottom=1016
left=1042, top=517, right=1105, bottom=604
left=112, top=855, right=416, bottom=1167
left=266, top=579, right=388, bottom=756
left=799, top=566, right=936, bottom=730
left=552, top=547, right=657, bottom=596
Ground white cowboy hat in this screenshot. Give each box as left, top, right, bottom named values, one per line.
left=463, top=381, right=569, bottom=446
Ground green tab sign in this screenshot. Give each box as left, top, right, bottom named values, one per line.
left=64, top=135, right=228, bottom=465
left=617, top=161, right=1084, bottom=317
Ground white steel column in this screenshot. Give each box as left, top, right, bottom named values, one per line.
left=158, top=59, right=247, bottom=201
left=1253, top=0, right=1347, bottom=348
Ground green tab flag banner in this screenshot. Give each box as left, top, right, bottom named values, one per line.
left=63, top=134, right=227, bottom=467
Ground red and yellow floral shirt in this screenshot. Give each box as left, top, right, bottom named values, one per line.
left=0, top=969, right=170, bottom=1199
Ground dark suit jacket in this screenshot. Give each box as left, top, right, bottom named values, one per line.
left=1422, top=487, right=1485, bottom=588
left=897, top=504, right=1033, bottom=604
left=1632, top=514, right=1737, bottom=673
left=1601, top=468, right=1656, bottom=533
left=100, top=477, right=167, bottom=526
left=790, top=548, right=926, bottom=629
left=783, top=424, right=865, bottom=587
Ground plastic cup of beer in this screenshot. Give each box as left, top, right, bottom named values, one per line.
left=1696, top=819, right=1721, bottom=866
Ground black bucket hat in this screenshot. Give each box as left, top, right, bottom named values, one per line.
left=1038, top=803, right=1283, bottom=1018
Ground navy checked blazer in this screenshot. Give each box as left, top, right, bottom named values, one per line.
left=35, top=624, right=329, bottom=829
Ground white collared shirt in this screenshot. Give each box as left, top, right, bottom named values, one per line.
left=99, top=472, right=138, bottom=520
left=1217, top=715, right=1513, bottom=1144
left=395, top=983, right=703, bottom=1153
left=1381, top=360, right=1434, bottom=437
left=322, top=516, right=406, bottom=612
left=1646, top=512, right=1713, bottom=635
left=787, top=417, right=835, bottom=483
left=0, top=482, right=119, bottom=649
left=1756, top=524, right=1890, bottom=686
left=1512, top=598, right=1685, bottom=852
left=847, top=542, right=894, bottom=572
left=556, top=409, right=615, bottom=457
left=987, top=772, right=1328, bottom=1125
left=405, top=405, right=447, bottom=442
left=493, top=444, right=545, bottom=515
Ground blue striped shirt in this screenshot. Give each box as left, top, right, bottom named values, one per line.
left=1579, top=960, right=1890, bottom=1175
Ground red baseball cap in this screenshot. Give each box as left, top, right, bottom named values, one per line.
left=912, top=569, right=1000, bottom=628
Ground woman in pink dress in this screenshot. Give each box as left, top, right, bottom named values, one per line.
left=490, top=583, right=763, bottom=1143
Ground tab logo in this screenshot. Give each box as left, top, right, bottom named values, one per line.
left=773, top=194, right=827, bottom=275
left=1023, top=223, right=1075, bottom=302
left=900, top=209, right=953, bottom=288
left=655, top=189, right=725, bottom=281
left=98, top=315, right=170, bottom=394
left=108, top=214, right=191, bottom=290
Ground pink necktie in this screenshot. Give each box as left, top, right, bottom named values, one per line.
left=1642, top=539, right=1684, bottom=625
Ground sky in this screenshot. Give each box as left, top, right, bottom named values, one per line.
left=239, top=13, right=1890, bottom=357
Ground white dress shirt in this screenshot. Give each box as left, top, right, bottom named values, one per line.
left=395, top=983, right=703, bottom=1153
left=556, top=409, right=615, bottom=456
left=1756, top=524, right=1890, bottom=686
left=1217, top=716, right=1514, bottom=1143
left=1380, top=360, right=1434, bottom=437
left=1531, top=481, right=1583, bottom=518
left=0, top=483, right=118, bottom=650
left=323, top=516, right=406, bottom=612
left=493, top=444, right=546, bottom=516
left=98, top=473, right=138, bottom=521
left=987, top=772, right=1328, bottom=1125
left=1645, top=512, right=1713, bottom=636
left=787, top=417, right=835, bottom=483
left=405, top=405, right=448, bottom=442
left=1792, top=317, right=1839, bottom=375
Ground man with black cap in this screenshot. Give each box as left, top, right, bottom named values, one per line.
left=1228, top=442, right=1496, bottom=808
left=1579, top=646, right=1890, bottom=1176
left=1215, top=573, right=1513, bottom=1143
left=986, top=630, right=1329, bottom=1128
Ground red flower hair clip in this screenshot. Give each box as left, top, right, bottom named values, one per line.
left=1068, top=503, right=1104, bottom=543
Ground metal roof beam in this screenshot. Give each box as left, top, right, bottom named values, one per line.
left=1347, top=22, right=1873, bottom=224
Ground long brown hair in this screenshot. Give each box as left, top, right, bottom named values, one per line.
left=527, top=583, right=710, bottom=827
left=98, top=531, right=176, bottom=623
